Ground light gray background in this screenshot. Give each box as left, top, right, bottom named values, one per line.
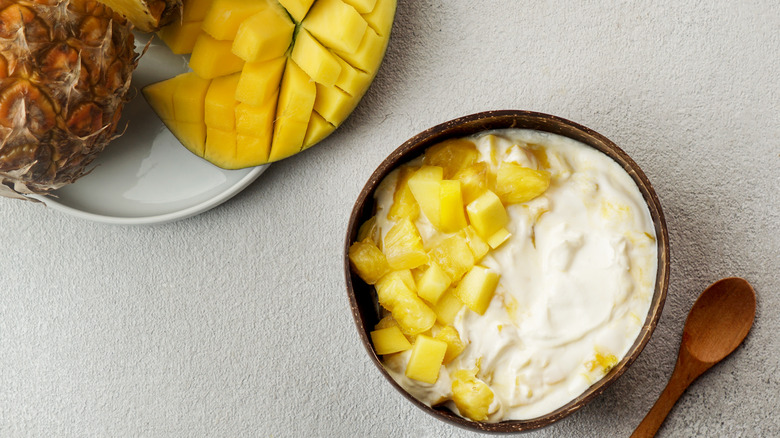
left=1, top=0, right=778, bottom=436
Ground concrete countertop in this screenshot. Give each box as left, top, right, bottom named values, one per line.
left=1, top=0, right=778, bottom=436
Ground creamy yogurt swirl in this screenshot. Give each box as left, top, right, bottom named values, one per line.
left=375, top=129, right=657, bottom=422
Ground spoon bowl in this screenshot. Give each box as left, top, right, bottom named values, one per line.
left=632, top=277, right=756, bottom=437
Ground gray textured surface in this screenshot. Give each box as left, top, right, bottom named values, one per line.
left=1, top=0, right=779, bottom=436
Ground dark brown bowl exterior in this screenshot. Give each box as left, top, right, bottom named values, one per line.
left=344, top=110, right=670, bottom=433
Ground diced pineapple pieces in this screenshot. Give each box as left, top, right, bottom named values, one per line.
left=433, top=289, right=464, bottom=325
left=375, top=271, right=435, bottom=335
left=454, top=162, right=488, bottom=206
left=466, top=190, right=509, bottom=241
left=435, top=326, right=465, bottom=364
left=428, top=234, right=474, bottom=283
left=349, top=238, right=390, bottom=284
left=407, top=166, right=443, bottom=228
left=356, top=215, right=379, bottom=244
left=439, top=179, right=467, bottom=233
left=451, top=368, right=494, bottom=421
left=495, top=162, right=551, bottom=204
left=486, top=227, right=511, bottom=249
left=232, top=6, right=295, bottom=62
left=371, top=325, right=411, bottom=355
left=423, top=138, right=479, bottom=179
left=454, top=265, right=499, bottom=315
left=374, top=315, right=398, bottom=330
left=462, top=226, right=490, bottom=262
left=387, top=166, right=420, bottom=222
left=302, top=0, right=368, bottom=54
left=416, top=262, right=451, bottom=304
left=383, top=218, right=428, bottom=270
left=405, top=335, right=447, bottom=384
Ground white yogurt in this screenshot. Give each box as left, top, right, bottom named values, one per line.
left=374, top=129, right=657, bottom=422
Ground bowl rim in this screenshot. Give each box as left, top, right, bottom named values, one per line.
left=344, top=109, right=670, bottom=433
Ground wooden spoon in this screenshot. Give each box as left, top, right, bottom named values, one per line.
left=631, top=277, right=756, bottom=437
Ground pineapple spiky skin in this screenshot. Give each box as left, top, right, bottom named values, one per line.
left=0, top=0, right=139, bottom=199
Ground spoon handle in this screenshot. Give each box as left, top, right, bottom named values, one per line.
left=631, top=347, right=712, bottom=438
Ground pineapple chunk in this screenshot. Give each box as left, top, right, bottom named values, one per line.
left=97, top=0, right=178, bottom=32
left=455, top=265, right=499, bottom=315
left=439, top=179, right=467, bottom=233
left=375, top=272, right=435, bottom=335
left=333, top=26, right=386, bottom=73
left=278, top=0, right=316, bottom=22
left=486, top=227, right=511, bottom=249
left=343, top=0, right=377, bottom=14
left=462, top=226, right=489, bottom=262
left=356, top=215, right=379, bottom=244
left=371, top=326, right=412, bottom=355
left=407, top=166, right=443, bottom=228
left=433, top=289, right=464, bottom=325
left=428, top=234, right=474, bottom=283
left=382, top=218, right=428, bottom=270
left=423, top=138, right=479, bottom=179
left=375, top=268, right=416, bottom=292
left=451, top=369, right=494, bottom=421
left=362, top=0, right=395, bottom=36
left=173, top=72, right=211, bottom=123
left=302, top=0, right=367, bottom=54
left=348, top=238, right=390, bottom=284
left=235, top=57, right=287, bottom=106
left=189, top=33, right=245, bottom=79
left=405, top=335, right=447, bottom=384
left=303, top=111, right=337, bottom=149
left=157, top=21, right=202, bottom=54
left=374, top=315, right=398, bottom=330
left=142, top=77, right=177, bottom=122
left=466, top=190, right=509, bottom=240
left=204, top=73, right=240, bottom=130
left=416, top=262, right=451, bottom=304
left=232, top=6, right=295, bottom=62
left=387, top=166, right=420, bottom=222
left=201, top=0, right=269, bottom=40
left=205, top=127, right=236, bottom=168
left=435, top=326, right=465, bottom=364
left=291, top=29, right=342, bottom=86
left=313, top=83, right=359, bottom=126
left=453, top=162, right=488, bottom=206
left=270, top=60, right=316, bottom=162
left=183, top=0, right=213, bottom=21
left=495, top=162, right=551, bottom=204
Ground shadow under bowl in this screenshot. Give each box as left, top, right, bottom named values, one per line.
left=344, top=110, right=670, bottom=433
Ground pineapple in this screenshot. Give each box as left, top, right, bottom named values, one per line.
left=454, top=265, right=499, bottom=315
left=348, top=238, right=390, bottom=285
left=451, top=368, right=494, bottom=421
left=423, top=138, right=479, bottom=179
left=382, top=218, right=428, bottom=270
left=370, top=325, right=411, bottom=355
left=495, top=161, right=551, bottom=204
left=0, top=0, right=139, bottom=199
left=427, top=234, right=474, bottom=283
left=404, top=334, right=447, bottom=384
left=434, top=326, right=465, bottom=364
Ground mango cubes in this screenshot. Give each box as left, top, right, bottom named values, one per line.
left=146, top=0, right=397, bottom=169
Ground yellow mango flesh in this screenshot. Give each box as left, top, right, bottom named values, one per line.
left=142, top=78, right=177, bottom=121
left=205, top=127, right=236, bottom=168
left=232, top=6, right=295, bottom=62
left=416, top=262, right=451, bottom=304
left=146, top=0, right=395, bottom=168
left=205, top=73, right=240, bottom=130
left=291, top=28, right=343, bottom=86
left=439, top=179, right=468, bottom=233
left=167, top=120, right=206, bottom=157
left=433, top=289, right=464, bottom=326
left=157, top=21, right=203, bottom=54
left=405, top=335, right=447, bottom=384
left=407, top=166, right=443, bottom=228
left=278, top=0, right=316, bottom=22
left=235, top=57, right=286, bottom=106
left=189, top=33, right=245, bottom=79
left=371, top=326, right=412, bottom=355
left=201, top=0, right=269, bottom=40
left=302, top=0, right=367, bottom=54
left=173, top=72, right=211, bottom=123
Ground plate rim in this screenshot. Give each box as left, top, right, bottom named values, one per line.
left=31, top=164, right=268, bottom=226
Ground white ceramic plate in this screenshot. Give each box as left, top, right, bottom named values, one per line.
left=33, top=33, right=268, bottom=225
